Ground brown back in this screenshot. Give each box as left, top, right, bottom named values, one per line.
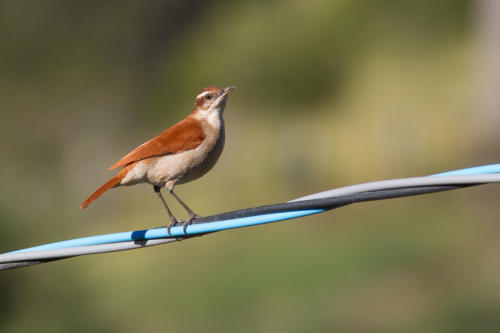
left=109, top=116, right=205, bottom=170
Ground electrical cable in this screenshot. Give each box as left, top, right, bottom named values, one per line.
left=291, top=174, right=500, bottom=201
left=1, top=185, right=461, bottom=270
left=1, top=164, right=500, bottom=270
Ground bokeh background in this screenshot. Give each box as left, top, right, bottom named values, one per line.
left=1, top=0, right=500, bottom=332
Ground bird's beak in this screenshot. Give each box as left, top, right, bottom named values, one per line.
left=222, top=86, right=236, bottom=96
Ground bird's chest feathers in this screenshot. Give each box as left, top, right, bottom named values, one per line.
left=194, top=110, right=224, bottom=156
left=147, top=113, right=225, bottom=185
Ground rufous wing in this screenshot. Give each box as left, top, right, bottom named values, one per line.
left=109, top=116, right=205, bottom=170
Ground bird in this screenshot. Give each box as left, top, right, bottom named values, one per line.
left=80, top=85, right=235, bottom=235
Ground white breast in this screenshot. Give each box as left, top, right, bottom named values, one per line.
left=149, top=110, right=224, bottom=187
left=120, top=108, right=225, bottom=189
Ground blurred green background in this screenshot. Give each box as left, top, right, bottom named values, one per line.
left=2, top=0, right=500, bottom=332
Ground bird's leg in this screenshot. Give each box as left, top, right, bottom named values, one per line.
left=154, top=186, right=180, bottom=236
left=168, top=189, right=201, bottom=234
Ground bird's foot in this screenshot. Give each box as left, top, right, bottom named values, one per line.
left=182, top=213, right=202, bottom=234
left=166, top=218, right=183, bottom=237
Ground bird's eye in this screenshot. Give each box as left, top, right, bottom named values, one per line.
left=205, top=94, right=213, bottom=100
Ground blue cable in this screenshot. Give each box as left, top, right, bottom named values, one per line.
left=9, top=163, right=500, bottom=255
left=431, top=163, right=500, bottom=176
left=12, top=209, right=325, bottom=254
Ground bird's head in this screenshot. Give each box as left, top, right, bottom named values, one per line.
left=193, top=86, right=235, bottom=114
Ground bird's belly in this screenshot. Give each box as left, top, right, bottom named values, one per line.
left=147, top=133, right=225, bottom=186
left=178, top=133, right=225, bottom=184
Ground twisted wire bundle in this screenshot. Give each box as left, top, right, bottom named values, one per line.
left=2, top=164, right=500, bottom=270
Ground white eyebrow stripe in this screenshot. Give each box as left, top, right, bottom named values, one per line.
left=197, top=91, right=211, bottom=98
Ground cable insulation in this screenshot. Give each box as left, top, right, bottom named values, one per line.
left=2, top=163, right=500, bottom=270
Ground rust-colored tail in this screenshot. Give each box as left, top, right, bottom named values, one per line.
left=80, top=175, right=123, bottom=210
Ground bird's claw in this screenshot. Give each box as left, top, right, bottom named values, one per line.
left=165, top=214, right=201, bottom=236
left=182, top=214, right=201, bottom=234
left=166, top=218, right=184, bottom=237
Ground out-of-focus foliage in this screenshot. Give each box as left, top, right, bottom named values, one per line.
left=1, top=0, right=500, bottom=332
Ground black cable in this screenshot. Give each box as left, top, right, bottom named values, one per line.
left=0, top=184, right=470, bottom=271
